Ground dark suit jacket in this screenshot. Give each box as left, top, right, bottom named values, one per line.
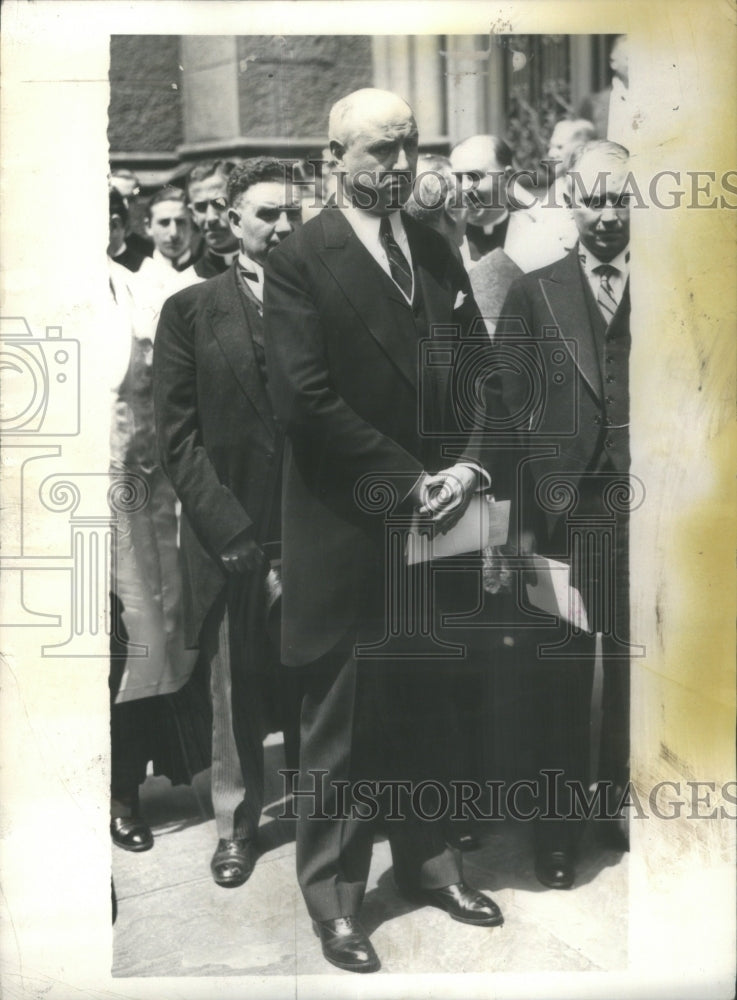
left=263, top=207, right=487, bottom=666
left=153, top=264, right=281, bottom=647
left=492, top=248, right=630, bottom=555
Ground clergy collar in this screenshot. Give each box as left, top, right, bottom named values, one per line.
left=475, top=209, right=509, bottom=235
left=208, top=248, right=239, bottom=267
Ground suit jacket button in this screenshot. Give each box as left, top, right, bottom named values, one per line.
left=594, top=415, right=602, bottom=425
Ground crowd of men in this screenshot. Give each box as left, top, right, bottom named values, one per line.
left=107, top=39, right=632, bottom=974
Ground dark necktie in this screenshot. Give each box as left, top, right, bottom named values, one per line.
left=593, top=263, right=619, bottom=324
left=379, top=216, right=413, bottom=300
left=239, top=265, right=259, bottom=283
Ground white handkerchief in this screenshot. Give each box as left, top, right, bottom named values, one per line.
left=453, top=290, right=467, bottom=310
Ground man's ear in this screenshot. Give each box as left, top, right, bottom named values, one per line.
left=329, top=139, right=345, bottom=168
left=227, top=207, right=242, bottom=239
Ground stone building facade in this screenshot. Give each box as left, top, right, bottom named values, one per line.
left=109, top=33, right=614, bottom=189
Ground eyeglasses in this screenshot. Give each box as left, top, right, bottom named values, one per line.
left=189, top=197, right=228, bottom=214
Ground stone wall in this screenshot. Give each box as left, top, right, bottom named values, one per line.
left=108, top=35, right=183, bottom=152
left=236, top=35, right=373, bottom=141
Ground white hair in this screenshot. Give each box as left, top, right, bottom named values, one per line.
left=328, top=88, right=413, bottom=145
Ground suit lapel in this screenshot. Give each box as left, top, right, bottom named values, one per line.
left=405, top=214, right=456, bottom=418
left=209, top=265, right=274, bottom=432
left=316, top=208, right=421, bottom=389
left=538, top=250, right=603, bottom=402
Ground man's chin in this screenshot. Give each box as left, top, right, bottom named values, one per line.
left=205, top=234, right=236, bottom=253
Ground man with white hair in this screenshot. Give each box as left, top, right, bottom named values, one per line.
left=264, top=88, right=502, bottom=974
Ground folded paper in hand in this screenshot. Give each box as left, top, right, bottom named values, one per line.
left=525, top=555, right=590, bottom=632
left=406, top=496, right=510, bottom=565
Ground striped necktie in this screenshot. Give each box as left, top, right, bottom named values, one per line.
left=593, top=263, right=619, bottom=324
left=379, top=216, right=413, bottom=300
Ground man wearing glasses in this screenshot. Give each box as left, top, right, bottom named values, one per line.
left=154, top=158, right=302, bottom=889
left=186, top=160, right=241, bottom=278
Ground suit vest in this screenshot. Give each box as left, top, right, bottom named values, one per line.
left=581, top=275, right=631, bottom=474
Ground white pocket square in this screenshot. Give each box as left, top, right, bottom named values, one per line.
left=454, top=291, right=467, bottom=310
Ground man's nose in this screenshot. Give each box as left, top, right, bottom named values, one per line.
left=205, top=202, right=221, bottom=224
left=599, top=203, right=619, bottom=224
left=394, top=145, right=411, bottom=171
left=274, top=211, right=294, bottom=235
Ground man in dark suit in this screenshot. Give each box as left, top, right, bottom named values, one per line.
left=153, top=158, right=302, bottom=888
left=493, top=140, right=632, bottom=888
left=186, top=160, right=241, bottom=278
left=263, top=88, right=502, bottom=975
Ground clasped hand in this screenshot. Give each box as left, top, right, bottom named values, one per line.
left=415, top=464, right=478, bottom=535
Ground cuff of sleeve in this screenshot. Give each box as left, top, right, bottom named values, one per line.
left=452, top=461, right=491, bottom=493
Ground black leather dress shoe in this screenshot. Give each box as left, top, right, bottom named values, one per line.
left=210, top=838, right=255, bottom=888
left=110, top=816, right=153, bottom=852
left=535, top=848, right=575, bottom=889
left=312, top=916, right=380, bottom=973
left=405, top=882, right=503, bottom=926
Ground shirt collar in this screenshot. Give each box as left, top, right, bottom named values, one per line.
left=578, top=242, right=630, bottom=280
left=238, top=252, right=264, bottom=281
left=111, top=240, right=127, bottom=259
left=153, top=247, right=192, bottom=269
left=340, top=204, right=405, bottom=244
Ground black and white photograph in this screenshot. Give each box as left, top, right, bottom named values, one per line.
left=0, top=3, right=735, bottom=999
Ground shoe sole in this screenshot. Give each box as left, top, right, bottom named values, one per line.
left=446, top=910, right=504, bottom=927
left=112, top=838, right=153, bottom=853
left=212, top=872, right=250, bottom=888
left=401, top=891, right=504, bottom=927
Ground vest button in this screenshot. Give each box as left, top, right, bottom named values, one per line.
left=605, top=438, right=614, bottom=449
left=606, top=374, right=615, bottom=383
left=606, top=356, right=614, bottom=365
left=594, top=415, right=602, bottom=425
left=606, top=396, right=614, bottom=405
